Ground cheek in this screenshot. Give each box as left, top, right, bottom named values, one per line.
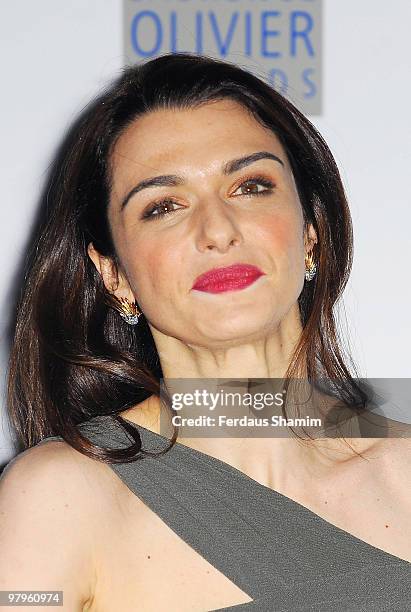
left=258, top=211, right=305, bottom=270
left=123, top=234, right=183, bottom=297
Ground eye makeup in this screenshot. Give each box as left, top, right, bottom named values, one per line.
left=140, top=173, right=276, bottom=221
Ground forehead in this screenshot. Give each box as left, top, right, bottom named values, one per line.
left=109, top=99, right=289, bottom=183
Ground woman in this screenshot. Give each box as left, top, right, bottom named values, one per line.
left=0, top=53, right=410, bottom=611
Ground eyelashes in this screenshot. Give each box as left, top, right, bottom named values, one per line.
left=140, top=174, right=276, bottom=221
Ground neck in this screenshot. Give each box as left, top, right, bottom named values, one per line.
left=148, top=305, right=304, bottom=380
left=120, top=309, right=363, bottom=491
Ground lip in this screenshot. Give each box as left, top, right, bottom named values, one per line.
left=192, top=263, right=265, bottom=293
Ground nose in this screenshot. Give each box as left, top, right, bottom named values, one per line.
left=195, top=197, right=244, bottom=253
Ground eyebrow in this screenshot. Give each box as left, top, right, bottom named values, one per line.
left=119, top=150, right=284, bottom=210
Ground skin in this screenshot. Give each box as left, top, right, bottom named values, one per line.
left=87, top=99, right=409, bottom=492
left=92, top=99, right=317, bottom=377
left=88, top=98, right=328, bottom=476
left=1, top=101, right=408, bottom=612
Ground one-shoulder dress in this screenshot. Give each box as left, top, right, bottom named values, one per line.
left=35, top=414, right=411, bottom=611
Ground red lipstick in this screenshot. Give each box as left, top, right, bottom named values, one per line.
left=192, top=263, right=265, bottom=294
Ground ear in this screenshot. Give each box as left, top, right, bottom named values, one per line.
left=304, top=222, right=318, bottom=253
left=87, top=242, right=135, bottom=301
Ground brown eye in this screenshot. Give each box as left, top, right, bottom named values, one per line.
left=232, top=176, right=275, bottom=197
left=153, top=201, right=175, bottom=216
left=241, top=181, right=262, bottom=195
left=142, top=198, right=180, bottom=220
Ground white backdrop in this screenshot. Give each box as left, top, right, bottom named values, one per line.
left=1, top=1, right=410, bottom=463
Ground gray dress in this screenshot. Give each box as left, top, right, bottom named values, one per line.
left=39, top=414, right=411, bottom=611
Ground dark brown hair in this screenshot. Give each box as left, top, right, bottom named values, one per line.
left=7, top=52, right=369, bottom=464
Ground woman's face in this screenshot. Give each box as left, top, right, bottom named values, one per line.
left=93, top=99, right=316, bottom=346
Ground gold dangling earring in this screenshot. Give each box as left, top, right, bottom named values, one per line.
left=304, top=250, right=317, bottom=281
left=110, top=295, right=143, bottom=325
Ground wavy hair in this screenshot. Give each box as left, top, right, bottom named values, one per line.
left=7, top=52, right=368, bottom=463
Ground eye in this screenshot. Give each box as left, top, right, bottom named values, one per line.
left=141, top=198, right=181, bottom=221
left=231, top=174, right=275, bottom=197
left=141, top=174, right=276, bottom=221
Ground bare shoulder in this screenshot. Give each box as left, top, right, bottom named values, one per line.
left=0, top=438, right=115, bottom=611
left=1, top=437, right=113, bottom=501
left=0, top=436, right=125, bottom=537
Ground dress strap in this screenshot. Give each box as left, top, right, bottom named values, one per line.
left=39, top=414, right=411, bottom=609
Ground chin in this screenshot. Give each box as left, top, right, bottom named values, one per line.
left=197, top=317, right=276, bottom=343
